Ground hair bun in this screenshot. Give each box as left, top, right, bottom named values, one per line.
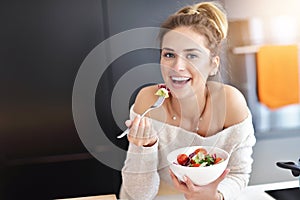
left=194, top=2, right=228, bottom=40
left=177, top=7, right=200, bottom=15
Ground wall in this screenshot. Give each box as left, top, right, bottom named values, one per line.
left=225, top=0, right=300, bottom=19
left=224, top=0, right=300, bottom=186
left=224, top=0, right=300, bottom=133
left=0, top=0, right=209, bottom=199
left=224, top=0, right=300, bottom=44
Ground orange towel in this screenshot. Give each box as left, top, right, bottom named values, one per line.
left=256, top=45, right=299, bottom=109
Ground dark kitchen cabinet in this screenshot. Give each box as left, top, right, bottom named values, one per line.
left=0, top=0, right=201, bottom=199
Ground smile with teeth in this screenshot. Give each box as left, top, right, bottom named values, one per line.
left=170, top=76, right=191, bottom=84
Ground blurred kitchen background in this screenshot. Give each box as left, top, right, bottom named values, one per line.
left=1, top=0, right=300, bottom=199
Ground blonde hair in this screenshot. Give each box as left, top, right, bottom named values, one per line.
left=160, top=1, right=228, bottom=56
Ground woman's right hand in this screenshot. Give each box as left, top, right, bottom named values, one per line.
left=125, top=115, right=158, bottom=147
left=169, top=168, right=230, bottom=200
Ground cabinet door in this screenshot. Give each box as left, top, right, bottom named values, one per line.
left=0, top=0, right=106, bottom=159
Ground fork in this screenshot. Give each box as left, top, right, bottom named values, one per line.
left=117, top=96, right=165, bottom=139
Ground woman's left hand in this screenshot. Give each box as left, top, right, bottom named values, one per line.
left=169, top=168, right=230, bottom=200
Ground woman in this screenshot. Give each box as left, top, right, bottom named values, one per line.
left=119, top=2, right=256, bottom=200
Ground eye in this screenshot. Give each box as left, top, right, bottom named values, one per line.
left=187, top=54, right=198, bottom=59
left=163, top=52, right=175, bottom=58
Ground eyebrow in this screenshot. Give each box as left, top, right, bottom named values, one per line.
left=184, top=48, right=204, bottom=53
left=162, top=47, right=205, bottom=53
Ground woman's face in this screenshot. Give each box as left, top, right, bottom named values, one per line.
left=160, top=26, right=219, bottom=98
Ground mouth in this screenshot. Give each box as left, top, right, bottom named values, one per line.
left=170, top=76, right=191, bottom=87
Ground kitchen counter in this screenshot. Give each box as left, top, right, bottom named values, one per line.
left=154, top=180, right=299, bottom=200
left=57, top=180, right=298, bottom=200
left=236, top=180, right=298, bottom=200
left=56, top=194, right=117, bottom=200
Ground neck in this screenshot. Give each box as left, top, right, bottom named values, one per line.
left=170, top=87, right=207, bottom=122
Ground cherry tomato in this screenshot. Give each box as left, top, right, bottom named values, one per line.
left=214, top=157, right=223, bottom=164
left=177, top=154, right=189, bottom=166
left=194, top=148, right=207, bottom=155
left=190, top=163, right=201, bottom=167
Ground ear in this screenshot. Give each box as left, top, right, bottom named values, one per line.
left=209, top=56, right=220, bottom=76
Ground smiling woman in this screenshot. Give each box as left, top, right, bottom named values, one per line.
left=119, top=1, right=256, bottom=200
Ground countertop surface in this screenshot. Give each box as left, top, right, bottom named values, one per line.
left=155, top=180, right=299, bottom=200
left=57, top=180, right=299, bottom=200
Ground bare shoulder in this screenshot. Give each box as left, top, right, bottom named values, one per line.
left=223, top=84, right=249, bottom=127
left=132, top=84, right=159, bottom=115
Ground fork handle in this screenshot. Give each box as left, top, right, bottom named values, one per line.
left=117, top=128, right=129, bottom=139
left=140, top=107, right=153, bottom=118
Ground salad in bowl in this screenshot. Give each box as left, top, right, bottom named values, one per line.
left=167, top=146, right=229, bottom=186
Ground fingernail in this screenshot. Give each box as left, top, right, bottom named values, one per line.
left=183, top=176, right=187, bottom=182
left=125, top=120, right=131, bottom=127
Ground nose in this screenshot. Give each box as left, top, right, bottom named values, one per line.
left=173, top=55, right=186, bottom=71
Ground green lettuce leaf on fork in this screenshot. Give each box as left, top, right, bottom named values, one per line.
left=155, top=88, right=169, bottom=98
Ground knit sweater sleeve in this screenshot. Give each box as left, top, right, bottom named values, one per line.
left=119, top=107, right=160, bottom=200
left=217, top=115, right=256, bottom=200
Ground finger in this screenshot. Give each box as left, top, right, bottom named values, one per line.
left=212, top=168, right=230, bottom=186
left=183, top=175, right=197, bottom=193
left=169, top=169, right=188, bottom=193
left=143, top=117, right=151, bottom=139
left=125, top=120, right=132, bottom=128
left=129, top=115, right=141, bottom=137
left=145, top=118, right=159, bottom=144
left=136, top=117, right=146, bottom=140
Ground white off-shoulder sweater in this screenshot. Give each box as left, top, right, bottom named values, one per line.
left=120, top=106, right=256, bottom=200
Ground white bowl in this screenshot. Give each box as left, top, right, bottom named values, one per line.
left=167, top=146, right=229, bottom=186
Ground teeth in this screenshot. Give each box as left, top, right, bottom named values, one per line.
left=171, top=76, right=190, bottom=81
